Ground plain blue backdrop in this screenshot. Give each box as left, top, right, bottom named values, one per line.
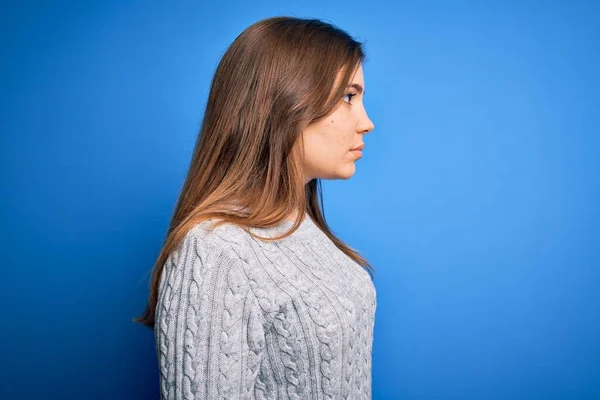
left=1, top=1, right=599, bottom=399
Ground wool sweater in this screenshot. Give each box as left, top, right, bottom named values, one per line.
left=155, top=212, right=377, bottom=400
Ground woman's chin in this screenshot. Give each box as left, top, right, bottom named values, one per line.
left=337, top=163, right=357, bottom=180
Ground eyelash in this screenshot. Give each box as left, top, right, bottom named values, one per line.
left=343, top=93, right=357, bottom=104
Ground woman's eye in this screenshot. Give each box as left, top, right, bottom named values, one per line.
left=343, top=93, right=357, bottom=104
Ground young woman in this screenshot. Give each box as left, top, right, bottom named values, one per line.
left=134, top=15, right=376, bottom=399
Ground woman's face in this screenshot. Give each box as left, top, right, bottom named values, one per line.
left=300, top=63, right=374, bottom=183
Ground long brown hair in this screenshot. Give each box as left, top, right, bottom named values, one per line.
left=133, top=16, right=375, bottom=329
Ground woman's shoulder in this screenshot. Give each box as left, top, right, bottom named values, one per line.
left=183, top=218, right=253, bottom=261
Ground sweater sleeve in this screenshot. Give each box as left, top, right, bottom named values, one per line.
left=154, top=232, right=266, bottom=400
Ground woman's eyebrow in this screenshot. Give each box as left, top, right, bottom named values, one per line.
left=346, top=83, right=364, bottom=95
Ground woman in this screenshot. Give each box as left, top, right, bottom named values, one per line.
left=134, top=15, right=376, bottom=399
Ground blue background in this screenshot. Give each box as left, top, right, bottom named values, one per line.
left=1, top=1, right=599, bottom=399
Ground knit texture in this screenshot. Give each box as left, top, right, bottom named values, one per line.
left=155, top=212, right=377, bottom=399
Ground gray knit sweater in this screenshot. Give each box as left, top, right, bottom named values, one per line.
left=155, top=212, right=377, bottom=399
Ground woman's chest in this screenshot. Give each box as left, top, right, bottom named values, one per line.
left=250, top=238, right=376, bottom=332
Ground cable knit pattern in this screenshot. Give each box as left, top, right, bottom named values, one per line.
left=155, top=212, right=377, bottom=399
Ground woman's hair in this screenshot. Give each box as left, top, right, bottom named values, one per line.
left=133, top=16, right=374, bottom=329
